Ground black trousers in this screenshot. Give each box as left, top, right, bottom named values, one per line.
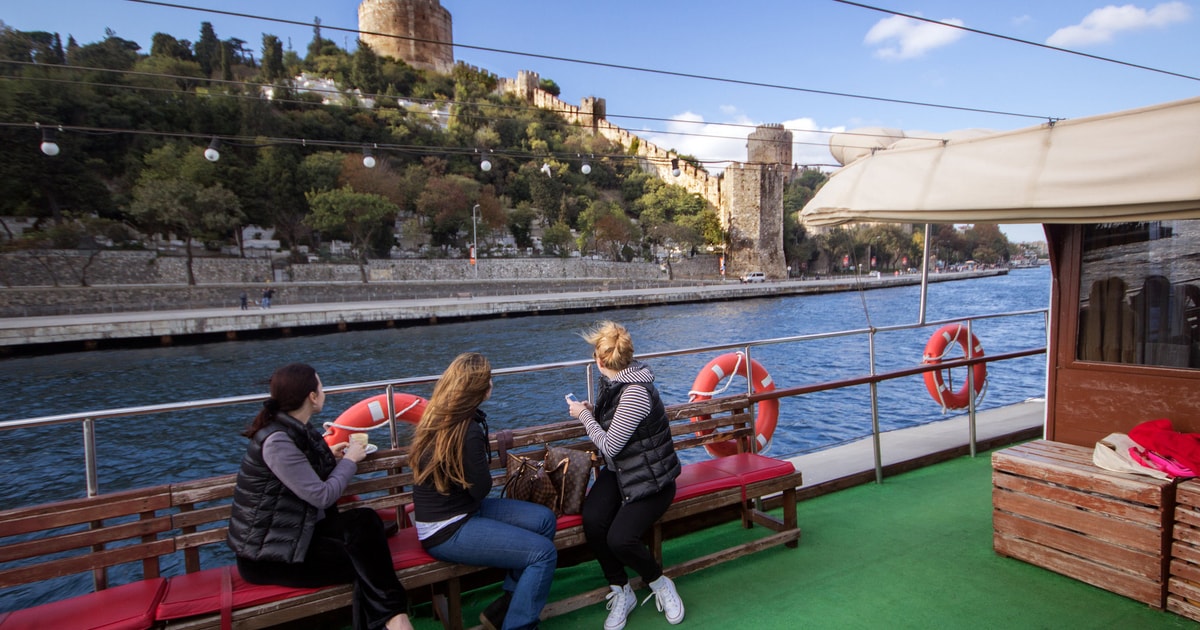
left=582, top=467, right=676, bottom=586
left=237, top=507, right=408, bottom=630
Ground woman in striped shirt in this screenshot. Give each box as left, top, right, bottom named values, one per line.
left=567, top=321, right=685, bottom=629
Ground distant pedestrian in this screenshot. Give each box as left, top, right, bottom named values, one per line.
left=261, top=287, right=275, bottom=309
left=239, top=292, right=248, bottom=310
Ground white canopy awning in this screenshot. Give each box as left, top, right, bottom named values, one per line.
left=801, top=96, right=1200, bottom=227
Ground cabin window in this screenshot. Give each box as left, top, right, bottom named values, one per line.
left=1077, top=220, right=1200, bottom=369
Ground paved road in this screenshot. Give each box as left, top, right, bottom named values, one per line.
left=0, top=271, right=1003, bottom=351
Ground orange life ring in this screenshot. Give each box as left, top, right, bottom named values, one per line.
left=921, top=324, right=987, bottom=410
left=688, top=352, right=779, bottom=457
left=323, top=392, right=427, bottom=446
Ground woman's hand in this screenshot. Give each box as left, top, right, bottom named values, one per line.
left=566, top=395, right=592, bottom=419
left=337, top=441, right=368, bottom=463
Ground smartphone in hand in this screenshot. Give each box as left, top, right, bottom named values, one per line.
left=565, top=393, right=579, bottom=404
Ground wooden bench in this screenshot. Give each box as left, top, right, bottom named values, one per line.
left=479, top=394, right=803, bottom=619
left=992, top=439, right=1177, bottom=608
left=0, top=394, right=802, bottom=629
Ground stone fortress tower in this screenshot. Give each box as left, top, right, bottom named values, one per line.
left=721, top=124, right=791, bottom=279
left=358, top=0, right=454, bottom=74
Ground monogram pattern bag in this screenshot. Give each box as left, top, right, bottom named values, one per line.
left=497, top=430, right=558, bottom=512
left=545, top=446, right=594, bottom=515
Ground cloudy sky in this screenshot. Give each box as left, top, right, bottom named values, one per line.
left=5, top=0, right=1197, bottom=243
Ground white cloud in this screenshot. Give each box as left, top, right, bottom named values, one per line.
left=864, top=14, right=966, bottom=60
left=638, top=111, right=843, bottom=173
left=1046, top=2, right=1191, bottom=47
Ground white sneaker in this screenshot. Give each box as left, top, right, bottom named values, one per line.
left=604, top=583, right=636, bottom=630
left=644, top=575, right=685, bottom=625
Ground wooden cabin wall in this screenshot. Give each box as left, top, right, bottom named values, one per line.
left=1045, top=224, right=1200, bottom=447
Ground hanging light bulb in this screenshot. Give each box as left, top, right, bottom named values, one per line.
left=362, top=145, right=377, bottom=168
left=39, top=126, right=60, bottom=156
left=204, top=138, right=221, bottom=162
left=580, top=155, right=591, bottom=175
left=540, top=162, right=552, bottom=177
left=671, top=158, right=681, bottom=177
left=479, top=150, right=492, bottom=172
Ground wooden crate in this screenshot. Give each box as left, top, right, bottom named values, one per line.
left=992, top=440, right=1176, bottom=608
left=1169, top=480, right=1200, bottom=620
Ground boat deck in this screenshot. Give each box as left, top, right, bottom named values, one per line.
left=375, top=401, right=1192, bottom=629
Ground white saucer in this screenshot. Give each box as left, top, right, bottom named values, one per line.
left=365, top=444, right=378, bottom=454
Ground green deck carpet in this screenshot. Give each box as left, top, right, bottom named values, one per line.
left=402, top=449, right=1195, bottom=629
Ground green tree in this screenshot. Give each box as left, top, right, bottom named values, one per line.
left=194, top=22, right=220, bottom=77
left=304, top=187, right=398, bottom=282
left=260, top=34, right=285, bottom=82
left=127, top=144, right=245, bottom=285
left=541, top=220, right=573, bottom=257
left=350, top=40, right=382, bottom=94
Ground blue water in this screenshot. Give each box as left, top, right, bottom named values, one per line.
left=0, top=268, right=1049, bottom=610
left=0, top=268, right=1049, bottom=508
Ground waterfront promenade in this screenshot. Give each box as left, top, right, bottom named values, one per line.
left=0, top=270, right=1004, bottom=353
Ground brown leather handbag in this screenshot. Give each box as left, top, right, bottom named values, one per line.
left=545, top=446, right=595, bottom=515
left=497, top=430, right=558, bottom=512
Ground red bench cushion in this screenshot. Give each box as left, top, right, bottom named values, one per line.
left=674, top=461, right=741, bottom=502
left=0, top=577, right=166, bottom=630
left=156, top=567, right=319, bottom=620
left=704, top=453, right=796, bottom=484
left=556, top=514, right=583, bottom=529
left=388, top=527, right=438, bottom=569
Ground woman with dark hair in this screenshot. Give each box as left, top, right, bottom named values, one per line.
left=411, top=352, right=557, bottom=630
left=227, top=363, right=412, bottom=630
left=567, top=321, right=684, bottom=629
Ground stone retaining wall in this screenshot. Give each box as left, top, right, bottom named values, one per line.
left=0, top=251, right=729, bottom=316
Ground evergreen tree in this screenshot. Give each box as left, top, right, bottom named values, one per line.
left=261, top=34, right=285, bottom=82
left=194, top=21, right=219, bottom=77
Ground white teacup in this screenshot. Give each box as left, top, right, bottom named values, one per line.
left=349, top=433, right=370, bottom=448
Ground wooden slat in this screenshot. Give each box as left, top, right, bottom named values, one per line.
left=995, top=534, right=1164, bottom=606
left=993, top=510, right=1160, bottom=578
left=993, top=472, right=1166, bottom=526
left=993, top=488, right=1164, bottom=553
left=1172, top=540, right=1200, bottom=565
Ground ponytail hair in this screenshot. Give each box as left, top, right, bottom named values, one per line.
left=244, top=363, right=319, bottom=437
left=583, top=321, right=634, bottom=372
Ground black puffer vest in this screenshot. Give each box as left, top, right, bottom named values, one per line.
left=595, top=379, right=681, bottom=503
left=227, top=414, right=337, bottom=563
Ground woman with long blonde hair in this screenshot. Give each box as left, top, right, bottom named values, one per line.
left=411, top=352, right=557, bottom=630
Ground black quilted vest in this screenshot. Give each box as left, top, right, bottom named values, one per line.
left=227, top=414, right=337, bottom=563
left=595, top=379, right=681, bottom=503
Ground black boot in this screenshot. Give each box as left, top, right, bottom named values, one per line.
left=479, top=591, right=513, bottom=630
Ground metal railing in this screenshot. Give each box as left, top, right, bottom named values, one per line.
left=0, top=308, right=1048, bottom=498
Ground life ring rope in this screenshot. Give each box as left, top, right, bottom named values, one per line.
left=686, top=352, right=746, bottom=400
left=322, top=396, right=423, bottom=435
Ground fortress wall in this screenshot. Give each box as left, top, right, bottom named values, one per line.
left=502, top=70, right=724, bottom=217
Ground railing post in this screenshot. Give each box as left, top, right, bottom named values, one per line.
left=966, top=319, right=977, bottom=457
left=385, top=383, right=400, bottom=449
left=743, top=346, right=757, bottom=455
left=869, top=329, right=883, bottom=484
left=83, top=417, right=99, bottom=497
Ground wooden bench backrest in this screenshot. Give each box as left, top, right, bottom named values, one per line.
left=0, top=485, right=174, bottom=591
left=0, top=394, right=754, bottom=595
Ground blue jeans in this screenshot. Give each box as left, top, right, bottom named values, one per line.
left=425, top=498, right=557, bottom=630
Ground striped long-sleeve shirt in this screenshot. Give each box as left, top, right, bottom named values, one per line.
left=579, top=362, right=656, bottom=459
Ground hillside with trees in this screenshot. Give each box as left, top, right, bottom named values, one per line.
left=0, top=19, right=1015, bottom=283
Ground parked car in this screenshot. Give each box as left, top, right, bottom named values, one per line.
left=741, top=271, right=766, bottom=283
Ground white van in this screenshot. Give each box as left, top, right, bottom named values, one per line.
left=740, top=271, right=766, bottom=283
